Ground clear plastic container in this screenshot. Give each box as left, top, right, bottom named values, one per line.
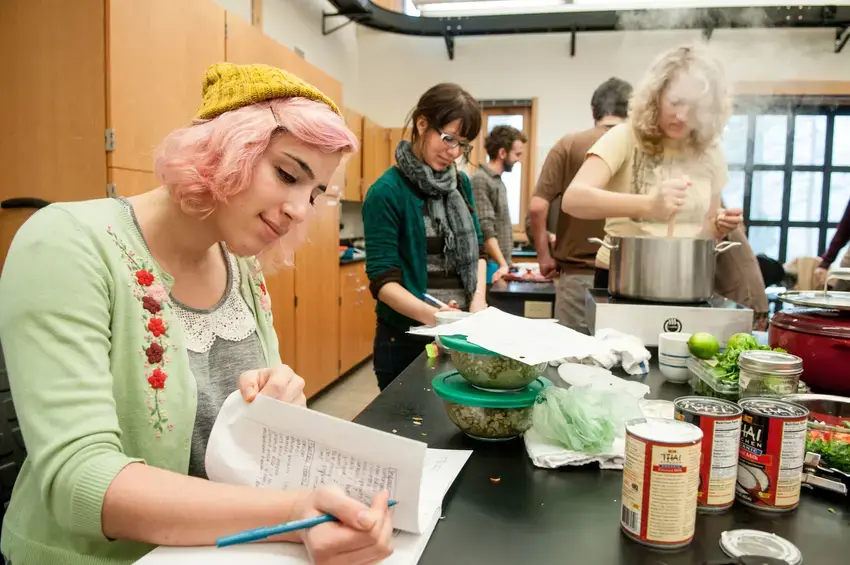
left=686, top=357, right=739, bottom=402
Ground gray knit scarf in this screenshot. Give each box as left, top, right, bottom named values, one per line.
left=394, top=140, right=478, bottom=297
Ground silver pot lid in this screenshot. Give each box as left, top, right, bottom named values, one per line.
left=738, top=350, right=803, bottom=375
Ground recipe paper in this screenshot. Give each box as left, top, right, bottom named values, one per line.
left=409, top=307, right=604, bottom=365
left=134, top=392, right=472, bottom=564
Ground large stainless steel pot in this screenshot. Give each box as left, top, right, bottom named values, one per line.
left=589, top=236, right=740, bottom=303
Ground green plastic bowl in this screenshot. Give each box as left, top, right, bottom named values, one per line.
left=438, top=335, right=547, bottom=391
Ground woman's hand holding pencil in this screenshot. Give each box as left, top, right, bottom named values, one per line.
left=216, top=486, right=395, bottom=564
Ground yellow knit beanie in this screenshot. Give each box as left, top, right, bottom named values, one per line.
left=194, top=62, right=340, bottom=120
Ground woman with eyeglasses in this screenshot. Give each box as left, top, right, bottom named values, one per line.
left=362, top=83, right=488, bottom=390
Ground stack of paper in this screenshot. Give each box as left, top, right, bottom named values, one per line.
left=134, top=393, right=472, bottom=564
left=408, top=307, right=605, bottom=365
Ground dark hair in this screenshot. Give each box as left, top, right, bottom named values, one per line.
left=484, top=125, right=527, bottom=160
left=590, top=77, right=633, bottom=121
left=406, top=83, right=482, bottom=148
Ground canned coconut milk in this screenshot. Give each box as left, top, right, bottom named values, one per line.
left=674, top=396, right=743, bottom=513
left=621, top=418, right=703, bottom=549
left=736, top=398, right=810, bottom=512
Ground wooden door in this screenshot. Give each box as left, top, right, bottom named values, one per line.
left=265, top=267, right=296, bottom=367
left=296, top=191, right=341, bottom=398
left=107, top=0, right=226, bottom=173
left=0, top=0, right=107, bottom=273
left=109, top=169, right=158, bottom=198
left=343, top=109, right=364, bottom=201
left=361, top=118, right=389, bottom=198
left=338, top=263, right=363, bottom=375
left=387, top=127, right=409, bottom=166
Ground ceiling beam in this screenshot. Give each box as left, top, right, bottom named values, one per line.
left=327, top=2, right=850, bottom=38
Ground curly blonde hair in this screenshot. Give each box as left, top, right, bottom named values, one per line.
left=628, top=43, right=731, bottom=157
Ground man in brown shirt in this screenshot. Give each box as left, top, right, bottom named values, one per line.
left=529, top=77, right=633, bottom=328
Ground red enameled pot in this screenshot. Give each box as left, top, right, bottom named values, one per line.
left=768, top=308, right=850, bottom=395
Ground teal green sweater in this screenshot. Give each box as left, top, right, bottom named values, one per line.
left=0, top=199, right=281, bottom=565
left=362, top=167, right=484, bottom=330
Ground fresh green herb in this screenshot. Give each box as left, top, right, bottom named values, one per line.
left=806, top=436, right=850, bottom=473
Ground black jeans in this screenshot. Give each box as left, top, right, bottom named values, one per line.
left=593, top=268, right=610, bottom=290
left=373, top=318, right=433, bottom=391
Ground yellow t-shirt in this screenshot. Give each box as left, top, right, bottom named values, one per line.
left=587, top=123, right=728, bottom=268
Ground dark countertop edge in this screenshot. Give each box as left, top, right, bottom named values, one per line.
left=339, top=256, right=366, bottom=265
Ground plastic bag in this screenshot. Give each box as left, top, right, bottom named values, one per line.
left=531, top=385, right=643, bottom=454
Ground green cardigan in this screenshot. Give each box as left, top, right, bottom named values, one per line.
left=362, top=166, right=484, bottom=330
left=0, top=199, right=281, bottom=565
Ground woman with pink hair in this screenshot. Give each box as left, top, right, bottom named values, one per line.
left=0, top=63, right=393, bottom=565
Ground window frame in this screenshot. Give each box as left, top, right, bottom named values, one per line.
left=728, top=96, right=850, bottom=263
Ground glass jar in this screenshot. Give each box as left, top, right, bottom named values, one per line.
left=738, top=350, right=804, bottom=398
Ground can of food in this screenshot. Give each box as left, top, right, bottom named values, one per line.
left=736, top=397, right=810, bottom=512
left=674, top=396, right=743, bottom=513
left=620, top=417, right=703, bottom=549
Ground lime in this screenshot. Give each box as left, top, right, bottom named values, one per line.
left=688, top=332, right=720, bottom=360
left=726, top=332, right=757, bottom=350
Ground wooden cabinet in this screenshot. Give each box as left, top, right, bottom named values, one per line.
left=387, top=127, right=409, bottom=166
left=361, top=118, right=390, bottom=198
left=295, top=193, right=341, bottom=398
left=343, top=109, right=364, bottom=201
left=108, top=0, right=226, bottom=175
left=339, top=262, right=376, bottom=376
left=0, top=0, right=108, bottom=273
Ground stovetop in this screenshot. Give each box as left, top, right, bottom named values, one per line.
left=587, top=289, right=748, bottom=310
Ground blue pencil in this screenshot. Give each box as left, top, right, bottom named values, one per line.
left=216, top=500, right=399, bottom=548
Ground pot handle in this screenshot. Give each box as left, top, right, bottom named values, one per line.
left=588, top=237, right=618, bottom=251
left=714, top=241, right=741, bottom=255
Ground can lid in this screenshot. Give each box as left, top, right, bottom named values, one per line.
left=738, top=397, right=810, bottom=419
left=720, top=529, right=802, bottom=565
left=625, top=417, right=703, bottom=443
left=738, top=350, right=803, bottom=375
left=674, top=396, right=743, bottom=417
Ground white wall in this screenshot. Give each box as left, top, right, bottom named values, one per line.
left=212, top=0, right=360, bottom=105
left=355, top=27, right=850, bottom=175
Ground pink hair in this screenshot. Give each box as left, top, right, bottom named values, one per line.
left=154, top=97, right=358, bottom=270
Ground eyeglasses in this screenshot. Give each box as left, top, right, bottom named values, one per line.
left=437, top=129, right=473, bottom=154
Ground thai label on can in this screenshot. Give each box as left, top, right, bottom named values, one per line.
left=736, top=398, right=810, bottom=512
left=621, top=418, right=703, bottom=548
left=674, top=396, right=743, bottom=512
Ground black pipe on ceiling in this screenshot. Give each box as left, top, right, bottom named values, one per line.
left=326, top=2, right=850, bottom=39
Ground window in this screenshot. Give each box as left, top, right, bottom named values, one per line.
left=720, top=101, right=850, bottom=263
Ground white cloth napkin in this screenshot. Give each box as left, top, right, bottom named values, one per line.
left=547, top=328, right=651, bottom=376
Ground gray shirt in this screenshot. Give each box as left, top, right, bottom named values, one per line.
left=470, top=163, right=514, bottom=265
left=172, top=251, right=266, bottom=479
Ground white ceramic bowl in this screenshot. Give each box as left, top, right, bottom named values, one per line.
left=658, top=332, right=692, bottom=383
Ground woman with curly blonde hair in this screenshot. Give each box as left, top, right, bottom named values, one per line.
left=562, top=43, right=744, bottom=288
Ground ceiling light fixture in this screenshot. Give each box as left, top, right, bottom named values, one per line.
left=415, top=0, right=567, bottom=17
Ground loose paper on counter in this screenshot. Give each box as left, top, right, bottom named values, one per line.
left=135, top=392, right=472, bottom=564
left=409, top=307, right=606, bottom=365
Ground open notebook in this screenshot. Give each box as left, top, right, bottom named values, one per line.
left=134, top=393, right=471, bottom=564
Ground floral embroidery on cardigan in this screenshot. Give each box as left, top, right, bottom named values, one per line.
left=249, top=258, right=272, bottom=320
left=107, top=226, right=174, bottom=437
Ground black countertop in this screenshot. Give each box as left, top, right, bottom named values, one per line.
left=488, top=279, right=555, bottom=298
left=354, top=355, right=849, bottom=565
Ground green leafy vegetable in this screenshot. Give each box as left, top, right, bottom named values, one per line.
left=806, top=436, right=850, bottom=473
